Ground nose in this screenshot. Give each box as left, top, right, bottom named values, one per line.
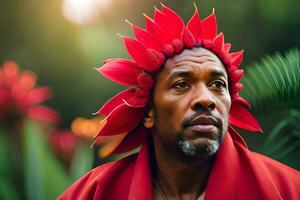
left=191, top=84, right=216, bottom=111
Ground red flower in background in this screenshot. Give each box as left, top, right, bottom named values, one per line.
left=0, top=61, right=60, bottom=126
left=50, top=130, right=80, bottom=167
left=50, top=116, right=103, bottom=168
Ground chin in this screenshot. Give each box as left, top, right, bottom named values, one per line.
left=178, top=139, right=221, bottom=158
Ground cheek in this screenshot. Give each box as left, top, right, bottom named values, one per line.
left=154, top=90, right=190, bottom=126
left=216, top=94, right=231, bottom=119
left=214, top=94, right=231, bottom=136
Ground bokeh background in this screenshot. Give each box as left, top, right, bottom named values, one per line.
left=0, top=0, right=300, bottom=199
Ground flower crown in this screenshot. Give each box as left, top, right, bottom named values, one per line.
left=93, top=4, right=262, bottom=157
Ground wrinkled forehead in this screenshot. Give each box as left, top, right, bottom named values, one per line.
left=161, top=47, right=227, bottom=78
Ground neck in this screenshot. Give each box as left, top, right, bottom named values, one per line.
left=151, top=138, right=214, bottom=200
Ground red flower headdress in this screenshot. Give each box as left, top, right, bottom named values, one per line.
left=93, top=4, right=262, bottom=157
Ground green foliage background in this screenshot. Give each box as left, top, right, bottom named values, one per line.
left=241, top=49, right=300, bottom=170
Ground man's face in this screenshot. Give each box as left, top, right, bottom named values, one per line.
left=148, top=47, right=231, bottom=158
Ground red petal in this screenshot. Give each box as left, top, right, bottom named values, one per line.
left=103, top=58, right=133, bottom=64
left=21, top=87, right=52, bottom=106
left=152, top=8, right=175, bottom=43
left=3, top=61, right=19, bottom=77
left=123, top=37, right=164, bottom=73
left=96, top=103, right=145, bottom=136
left=160, top=4, right=184, bottom=40
left=96, top=88, right=136, bottom=116
left=153, top=7, right=168, bottom=27
left=123, top=95, right=148, bottom=108
left=18, top=71, right=37, bottom=90
left=201, top=11, right=217, bottom=41
left=112, top=124, right=149, bottom=154
left=229, top=100, right=262, bottom=132
left=50, top=130, right=79, bottom=159
left=231, top=82, right=243, bottom=95
left=223, top=43, right=232, bottom=53
left=27, top=106, right=60, bottom=124
left=145, top=15, right=168, bottom=45
left=229, top=50, right=244, bottom=69
left=212, top=33, right=224, bottom=53
left=229, top=69, right=244, bottom=84
left=147, top=49, right=165, bottom=72
left=137, top=73, right=154, bottom=90
left=233, top=96, right=251, bottom=108
left=187, top=6, right=202, bottom=45
left=183, top=28, right=196, bottom=48
left=219, top=43, right=232, bottom=62
left=131, top=24, right=162, bottom=51
left=0, top=90, right=9, bottom=105
left=98, top=58, right=141, bottom=86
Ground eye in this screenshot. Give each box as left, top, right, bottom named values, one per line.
left=210, top=80, right=226, bottom=89
left=173, top=80, right=190, bottom=90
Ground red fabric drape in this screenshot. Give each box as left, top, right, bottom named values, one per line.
left=58, top=130, right=300, bottom=200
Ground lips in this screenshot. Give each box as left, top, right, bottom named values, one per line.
left=189, top=124, right=215, bottom=132
left=187, top=115, right=218, bottom=132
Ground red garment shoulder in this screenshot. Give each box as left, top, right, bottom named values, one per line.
left=251, top=152, right=300, bottom=175
left=251, top=151, right=300, bottom=199
left=57, top=154, right=138, bottom=200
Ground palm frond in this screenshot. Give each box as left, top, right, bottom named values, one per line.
left=241, top=48, right=300, bottom=112
left=241, top=48, right=300, bottom=170
left=258, top=109, right=300, bottom=170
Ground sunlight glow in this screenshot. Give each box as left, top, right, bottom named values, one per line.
left=62, top=0, right=111, bottom=25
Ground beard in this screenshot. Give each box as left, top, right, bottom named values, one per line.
left=177, top=135, right=221, bottom=158
left=152, top=107, right=227, bottom=159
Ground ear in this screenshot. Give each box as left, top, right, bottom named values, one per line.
left=143, top=108, right=155, bottom=128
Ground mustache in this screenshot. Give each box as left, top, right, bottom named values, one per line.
left=182, top=110, right=223, bottom=128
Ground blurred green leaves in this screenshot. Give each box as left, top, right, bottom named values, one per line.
left=259, top=109, right=300, bottom=170
left=241, top=48, right=300, bottom=112
left=0, top=120, right=95, bottom=200
left=69, top=143, right=93, bottom=181
left=0, top=129, right=19, bottom=200
left=23, top=121, right=70, bottom=200
left=258, top=109, right=300, bottom=169
left=241, top=48, right=300, bottom=170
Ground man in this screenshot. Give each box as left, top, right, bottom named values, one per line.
left=58, top=4, right=300, bottom=200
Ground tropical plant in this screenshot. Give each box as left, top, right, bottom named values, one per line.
left=259, top=109, right=300, bottom=170
left=241, top=48, right=300, bottom=170
left=241, top=48, right=300, bottom=111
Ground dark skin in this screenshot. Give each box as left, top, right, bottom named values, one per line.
left=143, top=48, right=231, bottom=200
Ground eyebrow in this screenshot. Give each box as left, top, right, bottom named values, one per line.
left=168, top=71, right=191, bottom=80
left=211, top=70, right=227, bottom=80
left=168, top=69, right=227, bottom=80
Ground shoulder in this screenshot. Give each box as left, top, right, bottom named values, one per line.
left=57, top=153, right=138, bottom=200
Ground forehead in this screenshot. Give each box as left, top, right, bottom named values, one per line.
left=161, top=47, right=227, bottom=78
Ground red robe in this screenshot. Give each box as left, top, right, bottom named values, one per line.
left=58, top=129, right=300, bottom=200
